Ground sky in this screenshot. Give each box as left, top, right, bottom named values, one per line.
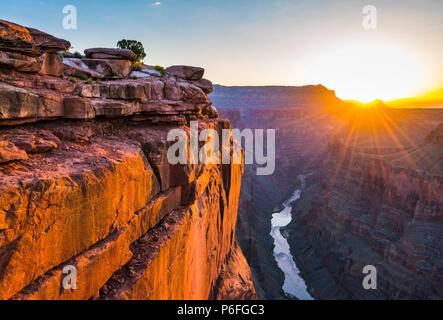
left=1, top=0, right=442, bottom=102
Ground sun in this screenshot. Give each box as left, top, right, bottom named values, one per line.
left=305, top=40, right=430, bottom=103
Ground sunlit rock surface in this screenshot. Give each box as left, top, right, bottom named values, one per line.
left=0, top=21, right=255, bottom=300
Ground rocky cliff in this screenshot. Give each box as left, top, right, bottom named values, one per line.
left=0, top=20, right=256, bottom=300
left=288, top=109, right=443, bottom=299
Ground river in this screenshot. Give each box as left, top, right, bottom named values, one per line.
left=270, top=175, right=314, bottom=300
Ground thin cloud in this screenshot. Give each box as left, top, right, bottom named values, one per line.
left=152, top=1, right=161, bottom=6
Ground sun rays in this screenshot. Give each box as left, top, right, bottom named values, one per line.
left=325, top=104, right=440, bottom=192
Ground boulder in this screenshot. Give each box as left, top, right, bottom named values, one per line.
left=192, top=78, right=213, bottom=94
left=0, top=140, right=28, bottom=164
left=63, top=58, right=104, bottom=78
left=40, top=53, right=63, bottom=76
left=84, top=48, right=137, bottom=61
left=179, top=82, right=210, bottom=104
left=202, top=105, right=218, bottom=118
left=165, top=65, right=205, bottom=80
left=81, top=59, right=132, bottom=79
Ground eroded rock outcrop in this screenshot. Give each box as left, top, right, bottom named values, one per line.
left=288, top=113, right=443, bottom=299
left=0, top=21, right=255, bottom=300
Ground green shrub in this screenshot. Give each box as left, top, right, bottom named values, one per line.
left=96, top=78, right=102, bottom=84
left=74, top=51, right=84, bottom=59
left=154, top=65, right=166, bottom=77
left=87, top=78, right=93, bottom=84
left=132, top=75, right=138, bottom=80
left=57, top=52, right=70, bottom=58
left=68, top=77, right=77, bottom=83
left=117, top=39, right=146, bottom=63
left=78, top=91, right=83, bottom=97
left=78, top=73, right=88, bottom=81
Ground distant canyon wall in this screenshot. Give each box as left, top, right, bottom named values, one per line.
left=288, top=114, right=443, bottom=299
left=213, top=85, right=443, bottom=300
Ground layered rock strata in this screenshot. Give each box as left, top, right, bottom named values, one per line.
left=0, top=21, right=255, bottom=300
left=288, top=115, right=443, bottom=299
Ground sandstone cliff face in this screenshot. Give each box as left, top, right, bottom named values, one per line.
left=0, top=21, right=255, bottom=300
left=288, top=114, right=443, bottom=299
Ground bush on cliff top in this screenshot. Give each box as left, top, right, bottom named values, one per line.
left=154, top=65, right=166, bottom=77
left=74, top=51, right=84, bottom=59
left=117, top=39, right=146, bottom=63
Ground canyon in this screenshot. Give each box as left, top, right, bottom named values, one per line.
left=213, top=84, right=347, bottom=299
left=288, top=109, right=443, bottom=299
left=0, top=18, right=441, bottom=301
left=212, top=85, right=443, bottom=299
left=0, top=20, right=256, bottom=300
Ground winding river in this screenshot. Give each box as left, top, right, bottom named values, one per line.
left=270, top=175, right=314, bottom=300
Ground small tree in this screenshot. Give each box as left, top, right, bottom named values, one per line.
left=117, top=39, right=146, bottom=63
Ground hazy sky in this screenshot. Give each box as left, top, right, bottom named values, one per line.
left=2, top=0, right=442, bottom=101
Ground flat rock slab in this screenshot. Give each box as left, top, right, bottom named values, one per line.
left=165, top=65, right=205, bottom=80
left=63, top=58, right=104, bottom=78
left=81, top=58, right=132, bottom=79
left=0, top=50, right=42, bottom=73
left=84, top=48, right=137, bottom=61
left=0, top=20, right=70, bottom=56
left=27, top=26, right=71, bottom=54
